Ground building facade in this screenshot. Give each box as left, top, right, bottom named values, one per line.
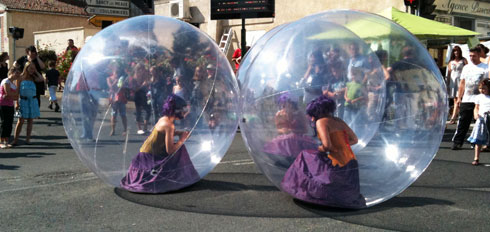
left=0, top=0, right=154, bottom=65
left=435, top=0, right=490, bottom=38
left=0, top=0, right=97, bottom=63
left=154, top=0, right=490, bottom=64
left=155, top=0, right=407, bottom=57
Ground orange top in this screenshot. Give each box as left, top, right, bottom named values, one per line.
left=326, top=130, right=357, bottom=167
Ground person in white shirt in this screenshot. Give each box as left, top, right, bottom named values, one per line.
left=467, top=79, right=490, bottom=165
left=452, top=48, right=490, bottom=150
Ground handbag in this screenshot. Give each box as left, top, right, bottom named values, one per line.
left=34, top=72, right=45, bottom=83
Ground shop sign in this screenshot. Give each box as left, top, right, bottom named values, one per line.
left=436, top=0, right=490, bottom=17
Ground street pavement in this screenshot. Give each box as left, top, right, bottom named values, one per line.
left=1, top=95, right=490, bottom=231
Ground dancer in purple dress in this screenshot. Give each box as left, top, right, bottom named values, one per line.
left=120, top=94, right=200, bottom=193
left=263, top=93, right=317, bottom=168
left=281, top=95, right=366, bottom=208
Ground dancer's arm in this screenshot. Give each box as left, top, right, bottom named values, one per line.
left=316, top=119, right=337, bottom=153
left=161, top=123, right=188, bottom=155
left=165, top=125, right=179, bottom=155
left=342, top=121, right=358, bottom=145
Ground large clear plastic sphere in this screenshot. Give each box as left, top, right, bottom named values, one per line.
left=62, top=15, right=239, bottom=193
left=239, top=10, right=447, bottom=208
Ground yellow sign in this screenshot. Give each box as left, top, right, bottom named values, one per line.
left=88, top=15, right=127, bottom=27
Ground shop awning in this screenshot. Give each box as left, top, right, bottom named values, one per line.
left=309, top=7, right=479, bottom=41
left=88, top=15, right=127, bottom=27
left=377, top=7, right=479, bottom=40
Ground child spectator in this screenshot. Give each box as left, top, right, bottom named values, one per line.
left=0, top=65, right=20, bottom=148
left=46, top=61, right=60, bottom=112
left=467, top=79, right=490, bottom=166
left=344, top=67, right=366, bottom=127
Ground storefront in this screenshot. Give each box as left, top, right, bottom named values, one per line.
left=435, top=0, right=490, bottom=37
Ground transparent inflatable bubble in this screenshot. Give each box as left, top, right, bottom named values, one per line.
left=62, top=15, right=239, bottom=193
left=239, top=10, right=447, bottom=208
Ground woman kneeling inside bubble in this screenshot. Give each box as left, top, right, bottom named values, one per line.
left=120, top=94, right=200, bottom=193
left=281, top=95, right=366, bottom=208
left=262, top=93, right=317, bottom=168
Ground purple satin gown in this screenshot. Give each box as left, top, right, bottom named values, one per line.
left=263, top=111, right=317, bottom=168
left=120, top=129, right=200, bottom=193
left=281, top=130, right=366, bottom=208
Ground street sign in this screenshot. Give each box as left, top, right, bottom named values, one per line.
left=85, top=6, right=130, bottom=17
left=85, top=0, right=130, bottom=9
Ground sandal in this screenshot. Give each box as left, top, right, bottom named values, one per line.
left=448, top=118, right=457, bottom=124
left=482, top=147, right=490, bottom=152
left=472, top=159, right=479, bottom=166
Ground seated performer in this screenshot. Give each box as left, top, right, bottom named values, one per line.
left=281, top=95, right=366, bottom=208
left=120, top=94, right=200, bottom=193
left=263, top=93, right=317, bottom=167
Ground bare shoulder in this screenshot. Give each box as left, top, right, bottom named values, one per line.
left=316, top=117, right=329, bottom=127
left=155, top=117, right=174, bottom=132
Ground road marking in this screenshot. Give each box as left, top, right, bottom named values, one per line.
left=0, top=176, right=98, bottom=194
left=232, top=162, right=255, bottom=166
left=219, top=159, right=253, bottom=164
left=219, top=159, right=255, bottom=166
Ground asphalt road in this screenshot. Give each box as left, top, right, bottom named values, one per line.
left=1, top=96, right=489, bottom=232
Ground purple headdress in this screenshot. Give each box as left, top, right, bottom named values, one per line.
left=277, top=92, right=291, bottom=105
left=306, top=95, right=336, bottom=120
left=162, top=94, right=188, bottom=119
left=277, top=92, right=298, bottom=109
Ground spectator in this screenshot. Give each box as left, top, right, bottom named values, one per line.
left=452, top=47, right=489, bottom=150
left=0, top=52, right=9, bottom=82
left=344, top=67, right=367, bottom=132
left=231, top=48, right=241, bottom=72
left=66, top=39, right=79, bottom=62
left=0, top=65, right=21, bottom=148
left=231, top=46, right=250, bottom=74
left=475, top=43, right=489, bottom=64
left=467, top=79, right=490, bottom=165
left=323, top=61, right=346, bottom=119
left=11, top=62, right=41, bottom=146
left=16, top=46, right=45, bottom=107
left=45, top=61, right=60, bottom=112
left=107, top=67, right=128, bottom=136
left=301, top=49, right=327, bottom=104
left=447, top=46, right=468, bottom=124
left=149, top=65, right=172, bottom=123
left=346, top=42, right=369, bottom=81
left=130, top=63, right=151, bottom=135
left=66, top=39, right=79, bottom=53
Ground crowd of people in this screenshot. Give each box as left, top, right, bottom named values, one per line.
left=0, top=40, right=76, bottom=149
left=449, top=44, right=490, bottom=167
left=70, top=38, right=235, bottom=143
